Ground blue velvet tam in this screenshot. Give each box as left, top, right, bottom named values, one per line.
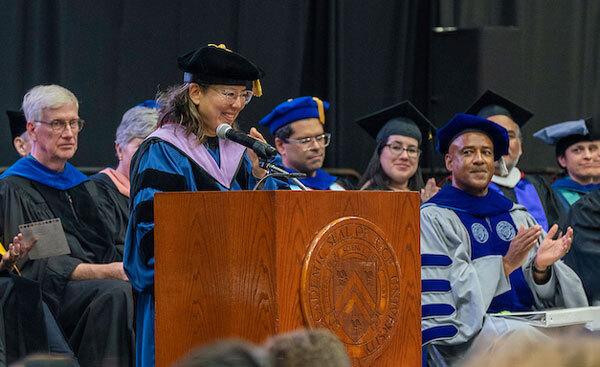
left=136, top=100, right=160, bottom=109
left=259, top=96, right=330, bottom=135
left=436, top=113, right=509, bottom=161
left=6, top=110, right=26, bottom=140
left=465, top=90, right=533, bottom=127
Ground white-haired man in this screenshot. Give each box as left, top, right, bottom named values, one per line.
left=0, top=85, right=134, bottom=366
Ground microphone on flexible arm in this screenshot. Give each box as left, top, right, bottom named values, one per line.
left=216, top=123, right=277, bottom=160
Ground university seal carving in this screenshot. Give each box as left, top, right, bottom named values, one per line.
left=301, top=217, right=401, bottom=366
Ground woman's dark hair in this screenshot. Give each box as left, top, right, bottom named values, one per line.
left=358, top=143, right=425, bottom=191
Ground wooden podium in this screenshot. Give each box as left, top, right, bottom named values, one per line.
left=154, top=191, right=421, bottom=366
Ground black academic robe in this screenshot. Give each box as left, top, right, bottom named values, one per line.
left=564, top=189, right=600, bottom=305
left=0, top=275, right=75, bottom=366
left=0, top=176, right=134, bottom=367
left=90, top=172, right=129, bottom=258
left=494, top=174, right=562, bottom=229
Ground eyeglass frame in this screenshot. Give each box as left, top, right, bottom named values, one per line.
left=34, top=118, right=85, bottom=134
left=283, top=133, right=331, bottom=150
left=382, top=143, right=421, bottom=158
left=208, top=86, right=254, bottom=105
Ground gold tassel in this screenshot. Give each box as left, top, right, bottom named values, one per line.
left=208, top=43, right=232, bottom=52
left=253, top=80, right=263, bottom=97
left=312, top=97, right=325, bottom=124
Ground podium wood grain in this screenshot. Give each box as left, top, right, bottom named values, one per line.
left=154, top=191, right=420, bottom=367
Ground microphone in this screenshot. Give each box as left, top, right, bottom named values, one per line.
left=216, top=123, right=277, bottom=160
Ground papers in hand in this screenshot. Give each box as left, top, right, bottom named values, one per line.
left=490, top=306, right=600, bottom=329
left=19, top=218, right=71, bottom=260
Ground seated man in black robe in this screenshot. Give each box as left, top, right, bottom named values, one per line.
left=0, top=85, right=134, bottom=367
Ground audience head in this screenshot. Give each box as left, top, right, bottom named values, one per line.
left=534, top=118, right=600, bottom=184
left=356, top=101, right=434, bottom=191
left=259, top=96, right=330, bottom=176
left=463, top=334, right=600, bottom=367
left=114, top=103, right=159, bottom=179
left=265, top=328, right=351, bottom=367
left=465, top=90, right=533, bottom=174
left=174, top=339, right=266, bottom=367
left=6, top=110, right=31, bottom=157
left=437, top=113, right=509, bottom=196
left=22, top=85, right=81, bottom=170
left=157, top=44, right=263, bottom=142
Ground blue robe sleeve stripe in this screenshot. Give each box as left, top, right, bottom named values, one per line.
left=422, top=325, right=459, bottom=345
left=422, top=304, right=456, bottom=319
left=422, top=279, right=452, bottom=293
left=136, top=168, right=187, bottom=193
left=421, top=254, right=452, bottom=267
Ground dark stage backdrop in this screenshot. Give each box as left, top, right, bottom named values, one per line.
left=2, top=0, right=600, bottom=175
left=0, top=0, right=429, bottom=174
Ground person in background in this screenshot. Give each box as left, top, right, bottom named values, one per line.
left=355, top=100, right=438, bottom=201
left=6, top=110, right=31, bottom=157
left=259, top=96, right=348, bottom=190
left=465, top=90, right=561, bottom=231
left=0, top=84, right=133, bottom=367
left=91, top=101, right=159, bottom=256
left=421, top=113, right=587, bottom=366
left=125, top=43, right=284, bottom=367
left=533, top=118, right=600, bottom=218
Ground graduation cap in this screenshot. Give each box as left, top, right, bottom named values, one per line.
left=436, top=113, right=509, bottom=161
left=533, top=118, right=600, bottom=156
left=465, top=90, right=533, bottom=127
left=354, top=101, right=435, bottom=146
left=178, top=43, right=264, bottom=96
left=259, top=96, right=329, bottom=135
left=6, top=110, right=27, bottom=141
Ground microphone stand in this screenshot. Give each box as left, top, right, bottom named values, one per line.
left=253, top=160, right=309, bottom=191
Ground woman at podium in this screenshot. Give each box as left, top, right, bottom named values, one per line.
left=355, top=101, right=439, bottom=201
left=124, top=44, right=282, bottom=367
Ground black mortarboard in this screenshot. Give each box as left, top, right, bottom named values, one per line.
left=465, top=90, right=533, bottom=127
left=6, top=110, right=26, bottom=140
left=178, top=43, right=264, bottom=96
left=436, top=113, right=509, bottom=161
left=354, top=101, right=436, bottom=146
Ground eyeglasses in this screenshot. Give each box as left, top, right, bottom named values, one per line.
left=284, top=133, right=331, bottom=150
left=383, top=143, right=420, bottom=158
left=35, top=118, right=85, bottom=133
left=211, top=87, right=254, bottom=105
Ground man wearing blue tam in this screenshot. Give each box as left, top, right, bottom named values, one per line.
left=0, top=85, right=134, bottom=366
left=421, top=113, right=587, bottom=366
left=465, top=90, right=561, bottom=233
left=259, top=96, right=347, bottom=190
left=533, top=118, right=600, bottom=217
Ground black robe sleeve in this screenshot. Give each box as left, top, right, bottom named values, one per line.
left=89, top=173, right=129, bottom=260
left=0, top=178, right=82, bottom=308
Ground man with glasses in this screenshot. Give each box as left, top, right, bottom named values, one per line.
left=0, top=85, right=133, bottom=366
left=259, top=96, right=347, bottom=190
